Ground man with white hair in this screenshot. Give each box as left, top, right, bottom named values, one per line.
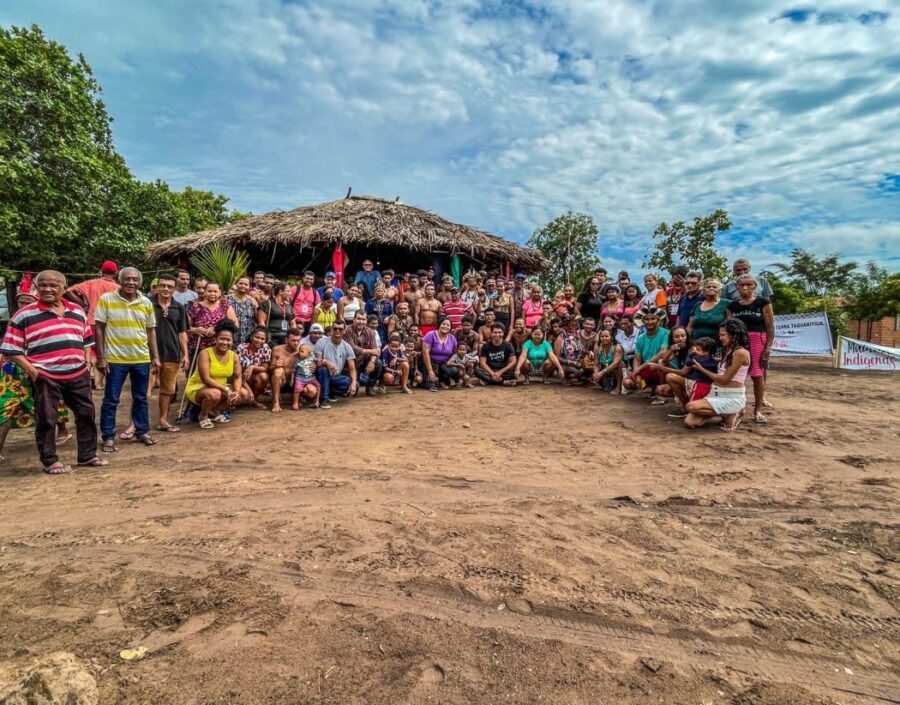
left=723, top=258, right=773, bottom=302
left=1, top=270, right=106, bottom=473
left=94, top=267, right=160, bottom=452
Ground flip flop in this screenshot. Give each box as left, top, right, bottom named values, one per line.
left=43, top=462, right=74, bottom=475
left=650, top=398, right=667, bottom=405
left=199, top=418, right=215, bottom=429
left=157, top=425, right=181, bottom=433
left=102, top=440, right=118, bottom=453
left=135, top=435, right=158, bottom=446
left=118, top=431, right=135, bottom=441
left=754, top=414, right=769, bottom=424
left=212, top=414, right=230, bottom=424
left=77, top=457, right=109, bottom=467
left=56, top=433, right=73, bottom=446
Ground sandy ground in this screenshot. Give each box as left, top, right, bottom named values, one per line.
left=0, top=357, right=898, bottom=705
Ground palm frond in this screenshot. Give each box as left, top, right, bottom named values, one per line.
left=191, top=243, right=249, bottom=293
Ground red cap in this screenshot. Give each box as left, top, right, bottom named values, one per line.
left=101, top=261, right=118, bottom=274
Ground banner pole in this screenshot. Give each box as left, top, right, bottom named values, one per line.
left=833, top=336, right=842, bottom=369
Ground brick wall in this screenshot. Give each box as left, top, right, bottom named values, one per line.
left=848, top=316, right=900, bottom=347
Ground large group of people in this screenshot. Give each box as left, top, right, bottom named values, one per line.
left=0, top=257, right=775, bottom=474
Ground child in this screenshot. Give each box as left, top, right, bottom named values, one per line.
left=685, top=337, right=718, bottom=401
left=666, top=336, right=718, bottom=416
left=380, top=334, right=411, bottom=393
left=366, top=314, right=383, bottom=351
left=447, top=341, right=478, bottom=387
left=404, top=339, right=424, bottom=388
left=292, top=343, right=321, bottom=409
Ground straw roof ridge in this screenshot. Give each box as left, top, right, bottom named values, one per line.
left=147, top=195, right=549, bottom=272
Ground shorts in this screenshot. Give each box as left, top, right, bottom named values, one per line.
left=686, top=378, right=712, bottom=402
left=705, top=386, right=746, bottom=416
left=293, top=377, right=320, bottom=394
left=420, top=324, right=437, bottom=337
left=747, top=331, right=768, bottom=379
left=158, top=362, right=180, bottom=396
left=627, top=367, right=665, bottom=389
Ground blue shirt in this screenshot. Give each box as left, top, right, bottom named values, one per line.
left=677, top=291, right=703, bottom=327
left=353, top=270, right=382, bottom=298
left=317, top=285, right=344, bottom=303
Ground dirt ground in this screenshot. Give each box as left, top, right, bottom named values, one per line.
left=0, top=357, right=898, bottom=704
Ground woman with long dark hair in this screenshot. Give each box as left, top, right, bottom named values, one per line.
left=727, top=274, right=775, bottom=423
left=685, top=319, right=751, bottom=431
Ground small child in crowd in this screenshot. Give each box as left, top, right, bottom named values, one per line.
left=380, top=334, right=411, bottom=393
left=447, top=342, right=478, bottom=387
left=404, top=339, right=423, bottom=388
left=685, top=336, right=719, bottom=401
left=292, top=343, right=321, bottom=410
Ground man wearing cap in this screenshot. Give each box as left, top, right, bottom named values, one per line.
left=317, top=272, right=344, bottom=303
left=441, top=287, right=473, bottom=331
left=2, top=270, right=107, bottom=473
left=64, top=261, right=120, bottom=390
left=512, top=273, right=528, bottom=320
left=300, top=322, right=326, bottom=348
left=623, top=305, right=670, bottom=393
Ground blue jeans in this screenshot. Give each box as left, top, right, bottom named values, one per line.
left=101, top=363, right=150, bottom=440
left=315, top=367, right=352, bottom=400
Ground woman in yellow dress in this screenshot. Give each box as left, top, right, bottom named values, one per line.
left=184, top=320, right=252, bottom=429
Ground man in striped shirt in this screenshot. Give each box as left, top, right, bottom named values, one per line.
left=0, top=270, right=107, bottom=474
left=440, top=287, right=473, bottom=331
left=94, top=267, right=160, bottom=452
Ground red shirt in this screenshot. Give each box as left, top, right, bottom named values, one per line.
left=68, top=276, right=119, bottom=324
left=441, top=300, right=472, bottom=330
left=0, top=300, right=93, bottom=380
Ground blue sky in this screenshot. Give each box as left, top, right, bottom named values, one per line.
left=4, top=0, right=899, bottom=275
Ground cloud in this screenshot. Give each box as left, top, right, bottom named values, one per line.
left=1, top=0, right=898, bottom=275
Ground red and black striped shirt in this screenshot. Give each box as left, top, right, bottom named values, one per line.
left=0, top=300, right=94, bottom=380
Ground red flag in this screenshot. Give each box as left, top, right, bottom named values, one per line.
left=332, top=243, right=349, bottom=289
left=504, top=260, right=511, bottom=280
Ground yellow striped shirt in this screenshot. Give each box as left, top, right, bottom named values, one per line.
left=95, top=291, right=156, bottom=364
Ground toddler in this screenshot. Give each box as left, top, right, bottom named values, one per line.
left=292, top=343, right=321, bottom=409
left=447, top=341, right=478, bottom=387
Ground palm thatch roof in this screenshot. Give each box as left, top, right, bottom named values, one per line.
left=147, top=194, right=549, bottom=273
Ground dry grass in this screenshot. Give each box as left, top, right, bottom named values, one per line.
left=147, top=194, right=549, bottom=273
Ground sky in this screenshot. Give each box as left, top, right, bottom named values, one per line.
left=4, top=0, right=899, bottom=276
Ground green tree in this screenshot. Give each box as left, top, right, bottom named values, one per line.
left=770, top=248, right=860, bottom=296
left=0, top=24, right=122, bottom=270
left=764, top=275, right=807, bottom=314
left=527, top=211, right=601, bottom=295
left=0, top=25, right=243, bottom=277
left=644, top=209, right=730, bottom=281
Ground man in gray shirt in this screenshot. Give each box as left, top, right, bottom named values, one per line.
left=723, top=258, right=773, bottom=302
left=173, top=269, right=198, bottom=306
left=313, top=320, right=358, bottom=404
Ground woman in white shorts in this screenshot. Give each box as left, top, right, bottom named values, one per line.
left=684, top=319, right=751, bottom=432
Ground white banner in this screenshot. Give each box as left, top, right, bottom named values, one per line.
left=835, top=336, right=900, bottom=371
left=772, top=312, right=833, bottom=356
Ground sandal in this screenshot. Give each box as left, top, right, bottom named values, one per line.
left=118, top=431, right=135, bottom=441
left=56, top=433, right=73, bottom=446
left=754, top=413, right=769, bottom=424
left=199, top=418, right=215, bottom=429
left=212, top=414, right=230, bottom=424
left=77, top=457, right=109, bottom=468
left=135, top=434, right=158, bottom=446
left=157, top=425, right=181, bottom=433
left=721, top=411, right=745, bottom=432
left=102, top=440, right=118, bottom=453
left=43, top=461, right=74, bottom=475
left=650, top=397, right=667, bottom=406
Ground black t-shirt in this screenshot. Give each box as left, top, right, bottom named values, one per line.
left=727, top=297, right=770, bottom=333
left=152, top=298, right=187, bottom=362
left=480, top=341, right=515, bottom=371
left=263, top=299, right=290, bottom=342
left=576, top=291, right=605, bottom=322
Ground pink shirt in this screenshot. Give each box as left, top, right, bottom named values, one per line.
left=290, top=285, right=320, bottom=323
left=522, top=299, right=544, bottom=328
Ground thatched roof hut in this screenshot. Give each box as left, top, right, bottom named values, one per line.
left=147, top=194, right=548, bottom=275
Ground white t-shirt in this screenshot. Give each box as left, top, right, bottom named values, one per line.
left=615, top=328, right=639, bottom=355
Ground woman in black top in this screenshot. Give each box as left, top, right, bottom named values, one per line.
left=256, top=282, right=296, bottom=345
left=575, top=276, right=605, bottom=322
left=726, top=274, right=774, bottom=423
